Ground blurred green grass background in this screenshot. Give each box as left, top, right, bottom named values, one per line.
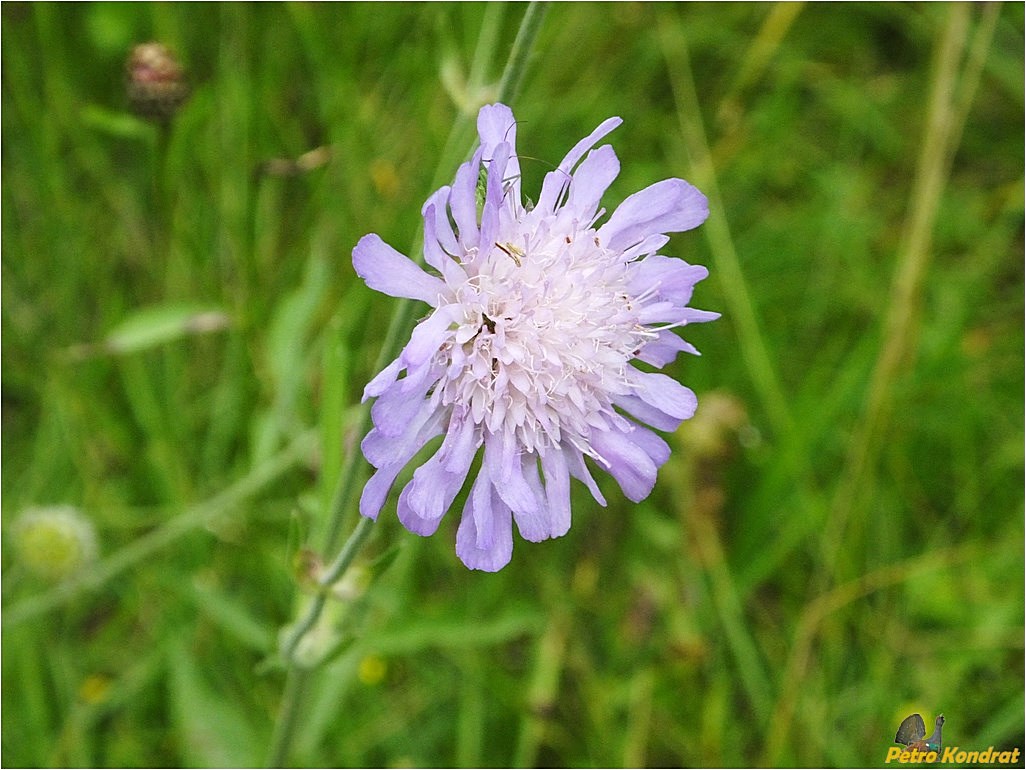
left=2, top=2, right=1023, bottom=767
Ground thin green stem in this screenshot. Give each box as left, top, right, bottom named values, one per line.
left=496, top=2, right=547, bottom=106
left=715, top=2, right=805, bottom=127
left=265, top=668, right=309, bottom=769
left=468, top=4, right=507, bottom=97
left=278, top=515, right=376, bottom=665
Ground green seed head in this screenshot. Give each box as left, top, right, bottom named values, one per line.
left=13, top=506, right=99, bottom=581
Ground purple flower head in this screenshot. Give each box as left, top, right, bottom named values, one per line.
left=352, top=103, right=718, bottom=571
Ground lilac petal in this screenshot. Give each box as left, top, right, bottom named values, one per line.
left=522, top=454, right=551, bottom=529
left=559, top=117, right=623, bottom=171
left=360, top=410, right=445, bottom=519
left=590, top=427, right=659, bottom=503
left=395, top=407, right=480, bottom=535
left=373, top=363, right=442, bottom=425
left=502, top=453, right=549, bottom=543
left=613, top=392, right=684, bottom=433
left=422, top=202, right=466, bottom=286
left=597, top=178, right=709, bottom=251
left=420, top=193, right=449, bottom=268
left=394, top=487, right=430, bottom=534
left=402, top=305, right=462, bottom=368
left=362, top=401, right=441, bottom=468
left=621, top=234, right=670, bottom=262
left=494, top=428, right=518, bottom=483
left=371, top=379, right=434, bottom=438
left=637, top=301, right=691, bottom=325
left=396, top=454, right=465, bottom=536
left=359, top=429, right=400, bottom=470
left=566, top=446, right=607, bottom=506
left=471, top=460, right=494, bottom=547
left=680, top=308, right=722, bottom=324
left=479, top=142, right=511, bottom=252
left=624, top=422, right=671, bottom=467
left=456, top=464, right=514, bottom=571
left=536, top=116, right=622, bottom=213
left=636, top=331, right=699, bottom=368
left=568, top=145, right=620, bottom=222
left=353, top=234, right=446, bottom=305
left=541, top=448, right=572, bottom=537
left=436, top=406, right=480, bottom=473
left=362, top=357, right=403, bottom=401
left=421, top=186, right=459, bottom=259
left=638, top=303, right=720, bottom=327
left=360, top=462, right=404, bottom=520
left=482, top=436, right=546, bottom=541
left=478, top=103, right=517, bottom=152
left=478, top=104, right=521, bottom=201
left=450, top=149, right=483, bottom=250
left=630, top=370, right=698, bottom=421
left=398, top=358, right=441, bottom=396
left=628, top=255, right=709, bottom=305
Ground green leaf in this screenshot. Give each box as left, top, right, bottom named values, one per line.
left=80, top=104, right=153, bottom=141
left=99, top=304, right=231, bottom=356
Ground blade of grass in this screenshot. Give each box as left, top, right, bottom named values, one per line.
left=715, top=3, right=806, bottom=129
left=456, top=650, right=485, bottom=767
left=659, top=12, right=812, bottom=725
left=622, top=667, right=655, bottom=768
left=765, top=7, right=986, bottom=762
left=664, top=448, right=774, bottom=726
left=513, top=607, right=570, bottom=767
left=688, top=503, right=774, bottom=721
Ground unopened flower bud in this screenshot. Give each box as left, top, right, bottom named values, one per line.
left=12, top=505, right=99, bottom=581
left=126, top=42, right=188, bottom=123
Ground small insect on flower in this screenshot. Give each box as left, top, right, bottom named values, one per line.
left=352, top=103, right=718, bottom=571
left=494, top=241, right=525, bottom=266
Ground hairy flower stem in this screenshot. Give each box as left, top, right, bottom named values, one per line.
left=265, top=6, right=549, bottom=766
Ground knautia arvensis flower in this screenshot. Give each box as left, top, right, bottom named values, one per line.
left=353, top=103, right=718, bottom=571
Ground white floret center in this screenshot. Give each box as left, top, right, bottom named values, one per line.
left=436, top=230, right=652, bottom=453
